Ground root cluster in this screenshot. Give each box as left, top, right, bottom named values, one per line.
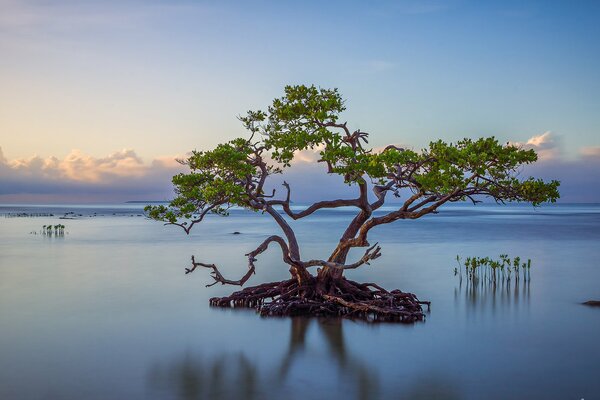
left=209, top=278, right=429, bottom=323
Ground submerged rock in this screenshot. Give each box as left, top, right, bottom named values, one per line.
left=582, top=300, right=600, bottom=307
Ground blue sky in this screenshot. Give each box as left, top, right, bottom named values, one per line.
left=1, top=0, right=599, bottom=202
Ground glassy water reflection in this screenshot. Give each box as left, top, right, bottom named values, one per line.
left=455, top=277, right=531, bottom=317
left=147, top=318, right=462, bottom=400
left=1, top=203, right=599, bottom=399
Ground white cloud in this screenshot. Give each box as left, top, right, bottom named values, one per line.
left=292, top=145, right=325, bottom=164
left=291, top=143, right=410, bottom=166
left=0, top=148, right=185, bottom=201
left=511, top=131, right=560, bottom=160
left=525, top=131, right=553, bottom=148
left=2, top=135, right=600, bottom=203
left=4, top=149, right=149, bottom=182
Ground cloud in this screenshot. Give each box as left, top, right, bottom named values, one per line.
left=2, top=132, right=599, bottom=204
left=4, top=148, right=147, bottom=182
left=0, top=147, right=184, bottom=202
left=580, top=146, right=600, bottom=159
left=525, top=157, right=600, bottom=203
left=291, top=143, right=411, bottom=166
left=0, top=0, right=212, bottom=32
left=512, top=134, right=600, bottom=203
left=511, top=131, right=560, bottom=160
left=0, top=0, right=134, bottom=33
left=265, top=163, right=353, bottom=204
left=284, top=134, right=600, bottom=203
left=292, top=145, right=325, bottom=164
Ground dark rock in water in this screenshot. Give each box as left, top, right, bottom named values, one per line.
left=582, top=300, right=600, bottom=307
left=232, top=231, right=241, bottom=235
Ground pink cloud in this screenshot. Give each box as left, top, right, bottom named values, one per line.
left=1, top=148, right=182, bottom=183
left=1, top=134, right=599, bottom=203
left=511, top=131, right=560, bottom=160
left=0, top=147, right=185, bottom=202
left=580, top=146, right=600, bottom=159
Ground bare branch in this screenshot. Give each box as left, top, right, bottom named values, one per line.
left=370, top=181, right=395, bottom=210
left=301, top=243, right=382, bottom=270
left=186, top=235, right=295, bottom=287
left=164, top=202, right=227, bottom=234
left=382, top=145, right=405, bottom=152
left=314, top=120, right=351, bottom=136
left=268, top=181, right=363, bottom=220
left=407, top=195, right=438, bottom=212
left=186, top=255, right=255, bottom=287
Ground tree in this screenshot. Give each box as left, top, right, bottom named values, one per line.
left=146, top=85, right=559, bottom=322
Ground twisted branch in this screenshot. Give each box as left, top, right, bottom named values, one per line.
left=268, top=181, right=361, bottom=220
left=186, top=235, right=294, bottom=287
left=301, top=243, right=382, bottom=270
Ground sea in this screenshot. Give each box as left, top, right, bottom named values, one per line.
left=1, top=202, right=599, bottom=399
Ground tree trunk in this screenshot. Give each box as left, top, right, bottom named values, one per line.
left=291, top=263, right=312, bottom=285
left=315, top=249, right=349, bottom=291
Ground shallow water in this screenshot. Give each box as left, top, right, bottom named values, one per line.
left=1, top=203, right=599, bottom=399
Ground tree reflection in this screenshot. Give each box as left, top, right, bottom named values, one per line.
left=147, top=318, right=461, bottom=400
left=277, top=318, right=378, bottom=400
left=454, top=276, right=531, bottom=316
left=147, top=351, right=259, bottom=400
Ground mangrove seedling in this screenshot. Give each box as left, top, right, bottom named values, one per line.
left=455, top=255, right=532, bottom=284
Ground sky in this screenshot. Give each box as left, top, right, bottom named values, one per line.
left=1, top=0, right=599, bottom=203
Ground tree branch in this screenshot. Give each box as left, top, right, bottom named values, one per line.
left=370, top=181, right=396, bottom=210
left=301, top=243, right=382, bottom=270
left=186, top=235, right=295, bottom=287
left=164, top=202, right=227, bottom=234
left=268, top=181, right=362, bottom=220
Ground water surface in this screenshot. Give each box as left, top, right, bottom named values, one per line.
left=1, top=203, right=599, bottom=399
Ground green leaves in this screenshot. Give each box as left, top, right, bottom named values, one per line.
left=455, top=254, right=533, bottom=283
left=262, top=85, right=345, bottom=165
left=146, top=84, right=560, bottom=227
left=145, top=137, right=261, bottom=223
left=395, top=137, right=559, bottom=204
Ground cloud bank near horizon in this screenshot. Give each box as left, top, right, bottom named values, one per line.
left=516, top=132, right=600, bottom=203
left=0, top=147, right=184, bottom=202
left=1, top=133, right=599, bottom=203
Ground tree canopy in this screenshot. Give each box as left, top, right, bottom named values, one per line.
left=147, top=84, right=558, bottom=240
left=146, top=84, right=559, bottom=322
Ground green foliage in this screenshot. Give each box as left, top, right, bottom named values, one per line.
left=244, top=85, right=346, bottom=166
left=145, top=138, right=262, bottom=223
left=410, top=138, right=560, bottom=205
left=455, top=254, right=532, bottom=283
left=41, top=224, right=66, bottom=236
left=146, top=84, right=560, bottom=225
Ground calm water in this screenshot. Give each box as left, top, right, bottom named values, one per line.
left=1, top=203, right=599, bottom=400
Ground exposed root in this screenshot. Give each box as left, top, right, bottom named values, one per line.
left=209, top=277, right=429, bottom=323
